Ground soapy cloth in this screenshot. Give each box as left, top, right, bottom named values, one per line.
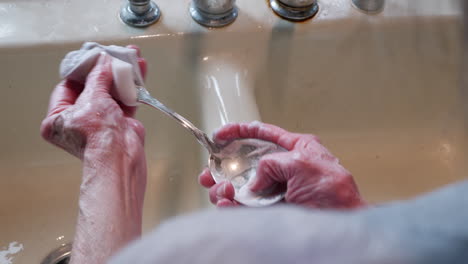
left=59, top=42, right=143, bottom=106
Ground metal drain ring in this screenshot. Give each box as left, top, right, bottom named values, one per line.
left=41, top=243, right=72, bottom=264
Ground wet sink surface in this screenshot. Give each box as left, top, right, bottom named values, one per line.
left=255, top=17, right=467, bottom=201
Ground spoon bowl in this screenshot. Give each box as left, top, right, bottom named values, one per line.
left=209, top=138, right=287, bottom=206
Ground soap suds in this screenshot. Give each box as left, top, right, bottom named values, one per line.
left=0, top=242, right=24, bottom=264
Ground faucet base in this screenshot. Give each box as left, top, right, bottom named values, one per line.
left=120, top=1, right=161, bottom=28
left=352, top=0, right=385, bottom=14
left=190, top=3, right=238, bottom=28
left=270, top=0, right=319, bottom=22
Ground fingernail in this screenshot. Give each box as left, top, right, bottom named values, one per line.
left=126, top=45, right=141, bottom=56
left=97, top=52, right=109, bottom=64
left=249, top=120, right=262, bottom=127
left=217, top=182, right=226, bottom=197
left=217, top=200, right=232, bottom=208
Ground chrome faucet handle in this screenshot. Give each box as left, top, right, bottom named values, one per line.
left=270, top=0, right=319, bottom=21
left=120, top=0, right=161, bottom=27
left=190, top=0, right=238, bottom=28
left=352, top=0, right=385, bottom=13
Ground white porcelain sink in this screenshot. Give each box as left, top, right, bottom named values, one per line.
left=0, top=0, right=464, bottom=263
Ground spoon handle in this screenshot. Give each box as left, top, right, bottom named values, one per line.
left=136, top=86, right=219, bottom=154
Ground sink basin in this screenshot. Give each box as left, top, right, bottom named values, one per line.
left=0, top=0, right=464, bottom=263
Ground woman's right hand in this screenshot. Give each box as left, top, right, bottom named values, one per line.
left=199, top=122, right=366, bottom=209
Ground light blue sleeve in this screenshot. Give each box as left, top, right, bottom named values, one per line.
left=109, top=180, right=468, bottom=264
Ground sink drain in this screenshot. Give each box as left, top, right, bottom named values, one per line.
left=41, top=243, right=71, bottom=264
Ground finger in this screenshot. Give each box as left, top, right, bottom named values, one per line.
left=46, top=80, right=82, bottom=116
left=138, top=57, right=147, bottom=80
left=250, top=152, right=292, bottom=193
left=119, top=102, right=137, bottom=117
left=127, top=45, right=147, bottom=80
left=209, top=182, right=235, bottom=205
left=79, top=53, right=113, bottom=99
left=126, top=45, right=141, bottom=57
left=198, top=168, right=215, bottom=188
left=126, top=118, right=146, bottom=144
left=213, top=121, right=304, bottom=150
left=217, top=198, right=238, bottom=207
left=41, top=80, right=83, bottom=141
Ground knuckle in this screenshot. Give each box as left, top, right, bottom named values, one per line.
left=124, top=119, right=146, bottom=147
left=257, top=156, right=279, bottom=178
left=302, top=134, right=320, bottom=143
left=246, top=120, right=263, bottom=130
left=257, top=157, right=271, bottom=170
left=48, top=115, right=66, bottom=142
left=42, top=112, right=87, bottom=157
left=40, top=117, right=54, bottom=141
left=209, top=187, right=219, bottom=204
left=87, top=66, right=111, bottom=84
left=258, top=157, right=273, bottom=170
left=131, top=119, right=146, bottom=138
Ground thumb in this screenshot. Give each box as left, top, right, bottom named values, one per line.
left=249, top=151, right=293, bottom=194
left=80, top=53, right=113, bottom=99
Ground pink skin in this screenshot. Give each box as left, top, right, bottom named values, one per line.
left=40, top=46, right=147, bottom=264
left=199, top=122, right=367, bottom=209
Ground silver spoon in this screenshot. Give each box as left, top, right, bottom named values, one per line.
left=136, top=86, right=286, bottom=207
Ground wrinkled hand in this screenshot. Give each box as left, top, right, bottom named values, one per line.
left=40, top=46, right=147, bottom=161
left=199, top=122, right=366, bottom=209
left=41, top=46, right=149, bottom=264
